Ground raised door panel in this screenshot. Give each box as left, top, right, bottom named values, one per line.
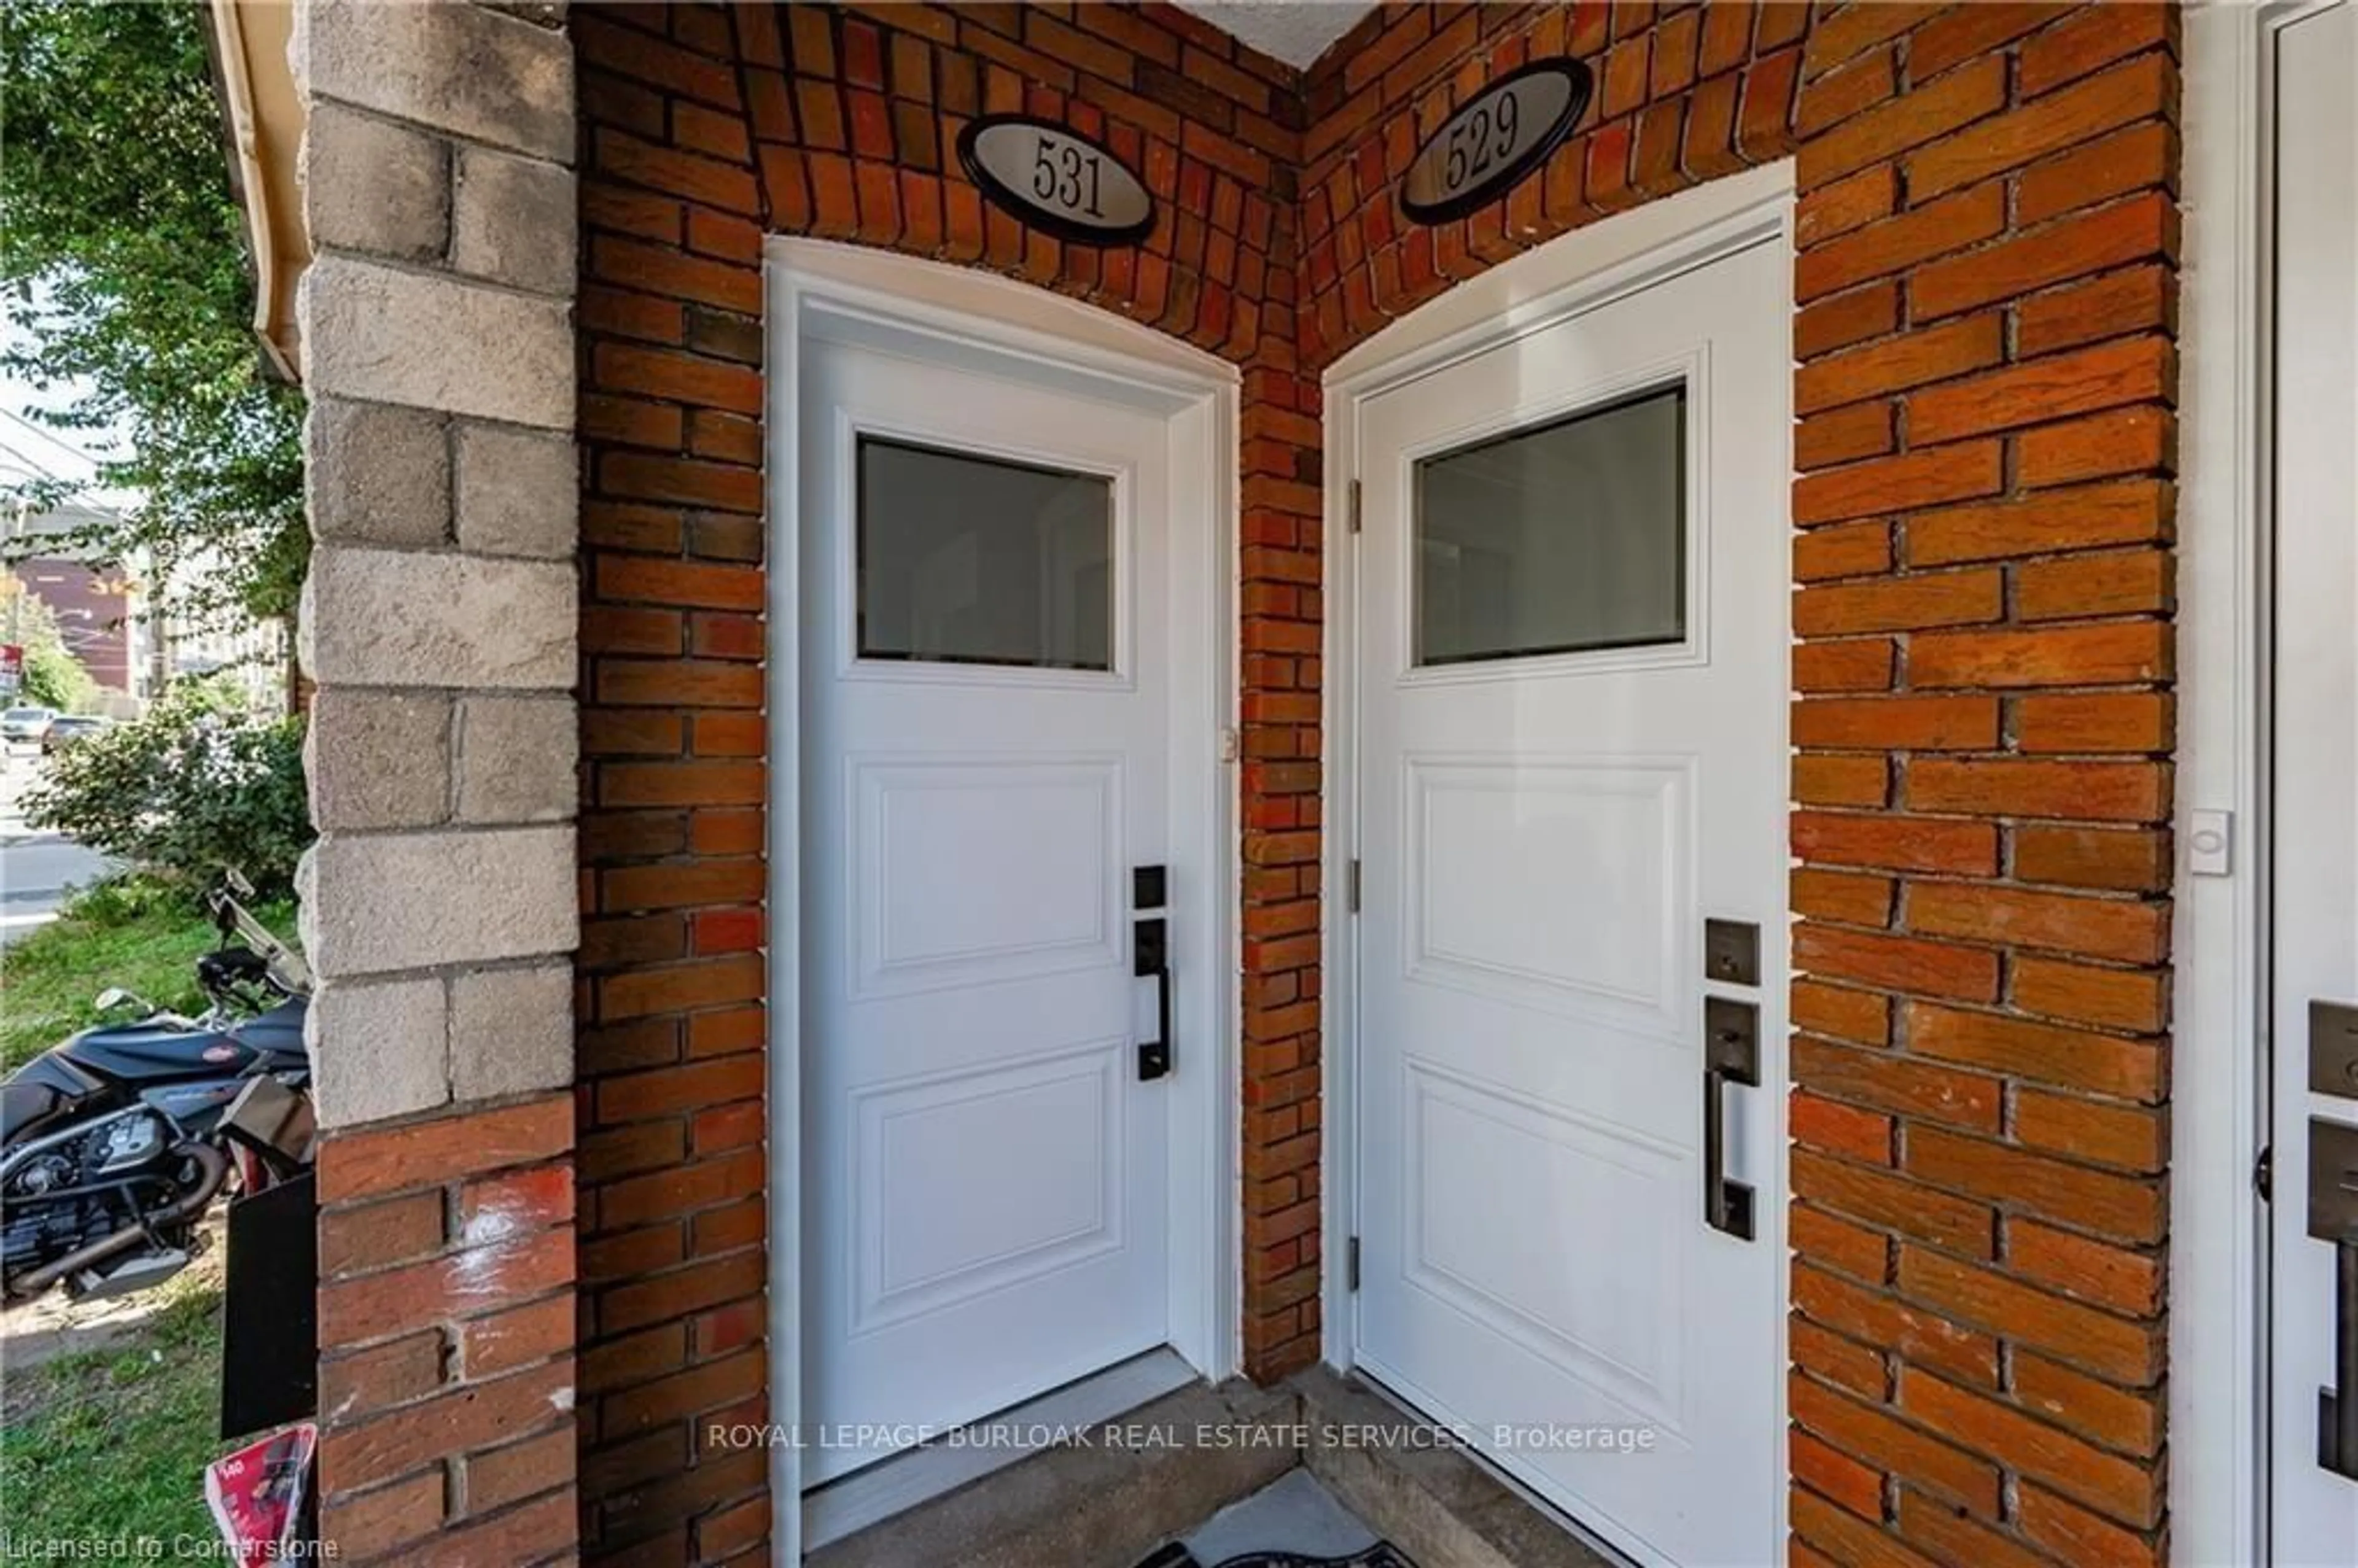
left=1404, top=1059, right=1687, bottom=1426
left=850, top=755, right=1123, bottom=998
left=1403, top=755, right=1693, bottom=1039
left=854, top=1041, right=1127, bottom=1331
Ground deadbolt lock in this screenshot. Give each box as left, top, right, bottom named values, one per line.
left=2311, top=1001, right=2358, bottom=1101
left=1704, top=919, right=1761, bottom=988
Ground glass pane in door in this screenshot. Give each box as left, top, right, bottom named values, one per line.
left=1414, top=384, right=1686, bottom=666
left=858, top=436, right=1115, bottom=670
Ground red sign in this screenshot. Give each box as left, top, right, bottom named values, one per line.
left=0, top=645, right=20, bottom=695
left=204, top=1421, right=315, bottom=1563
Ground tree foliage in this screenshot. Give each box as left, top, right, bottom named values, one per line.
left=0, top=0, right=305, bottom=621
left=22, top=638, right=92, bottom=713
left=6, top=586, right=95, bottom=711
left=23, top=675, right=311, bottom=896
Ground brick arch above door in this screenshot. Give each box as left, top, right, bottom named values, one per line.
left=572, top=5, right=2182, bottom=1565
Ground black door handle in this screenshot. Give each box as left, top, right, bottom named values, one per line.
left=1134, top=867, right=1170, bottom=1082
left=2323, top=1236, right=2358, bottom=1480
left=2310, top=1117, right=2358, bottom=1478
left=1134, top=918, right=1171, bottom=1081
left=1704, top=996, right=1758, bottom=1240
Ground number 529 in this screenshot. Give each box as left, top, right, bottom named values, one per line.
left=1442, top=88, right=1523, bottom=190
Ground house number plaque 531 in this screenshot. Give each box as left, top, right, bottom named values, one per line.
left=1401, top=60, right=1595, bottom=225
left=958, top=115, right=1156, bottom=247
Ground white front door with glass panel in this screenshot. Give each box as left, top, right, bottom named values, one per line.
left=2271, top=3, right=2358, bottom=1561
left=798, top=333, right=1172, bottom=1484
left=1352, top=235, right=1788, bottom=1566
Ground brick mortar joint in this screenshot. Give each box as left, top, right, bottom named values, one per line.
left=304, top=91, right=581, bottom=177
left=315, top=1082, right=573, bottom=1154
left=303, top=241, right=581, bottom=310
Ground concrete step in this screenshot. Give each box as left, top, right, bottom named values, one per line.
left=809, top=1365, right=1621, bottom=1568
left=808, top=1379, right=1301, bottom=1568
left=1293, top=1367, right=1619, bottom=1568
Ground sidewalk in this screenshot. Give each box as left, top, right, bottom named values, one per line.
left=0, top=745, right=116, bottom=945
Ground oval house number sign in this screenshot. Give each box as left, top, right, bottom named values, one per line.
left=1401, top=60, right=1595, bottom=225
left=958, top=115, right=1157, bottom=247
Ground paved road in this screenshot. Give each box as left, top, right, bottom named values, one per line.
left=0, top=744, right=117, bottom=945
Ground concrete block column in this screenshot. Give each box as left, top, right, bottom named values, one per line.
left=289, top=1, right=582, bottom=1560
left=292, top=0, right=578, bottom=1128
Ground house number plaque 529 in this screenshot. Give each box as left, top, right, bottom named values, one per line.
left=957, top=115, right=1156, bottom=247
left=1401, top=60, right=1595, bottom=225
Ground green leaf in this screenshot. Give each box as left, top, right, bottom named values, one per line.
left=1, top=0, right=305, bottom=623
left=22, top=676, right=312, bottom=896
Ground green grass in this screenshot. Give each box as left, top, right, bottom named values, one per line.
left=0, top=888, right=297, bottom=1073
left=0, top=1266, right=227, bottom=1546
left=0, top=885, right=300, bottom=1548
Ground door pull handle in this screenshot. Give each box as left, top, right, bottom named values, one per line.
left=2309, top=1118, right=2358, bottom=1479
left=2321, top=1234, right=2358, bottom=1481
left=1704, top=997, right=1759, bottom=1241
left=1134, top=867, right=1171, bottom=1082
left=1134, top=917, right=1172, bottom=1081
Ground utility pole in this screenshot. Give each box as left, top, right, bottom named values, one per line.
left=3, top=499, right=22, bottom=648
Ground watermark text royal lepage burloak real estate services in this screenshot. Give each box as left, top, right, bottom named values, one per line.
left=706, top=1419, right=1659, bottom=1456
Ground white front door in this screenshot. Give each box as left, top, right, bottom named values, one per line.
left=2271, top=3, right=2358, bottom=1561
left=1352, top=235, right=1789, bottom=1566
left=798, top=332, right=1174, bottom=1484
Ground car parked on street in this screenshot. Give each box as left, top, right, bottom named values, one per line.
left=39, top=715, right=107, bottom=755
left=0, top=707, right=57, bottom=745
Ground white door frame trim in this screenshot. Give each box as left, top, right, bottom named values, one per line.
left=2175, top=6, right=2338, bottom=1562
left=762, top=238, right=1242, bottom=1566
left=1317, top=162, right=1796, bottom=1547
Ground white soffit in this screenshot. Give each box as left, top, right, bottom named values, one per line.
left=1175, top=1, right=1379, bottom=69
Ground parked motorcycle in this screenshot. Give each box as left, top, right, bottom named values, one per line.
left=1, top=879, right=314, bottom=1305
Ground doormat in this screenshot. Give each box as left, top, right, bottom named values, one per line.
left=1133, top=1547, right=1417, bottom=1568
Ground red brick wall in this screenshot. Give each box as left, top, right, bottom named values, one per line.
left=1296, top=4, right=2180, bottom=1566
left=569, top=4, right=2182, bottom=1565
left=573, top=4, right=1311, bottom=1561
left=313, top=1094, right=577, bottom=1562
left=1792, top=12, right=2181, bottom=1566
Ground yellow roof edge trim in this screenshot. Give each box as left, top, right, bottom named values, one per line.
left=206, top=0, right=306, bottom=384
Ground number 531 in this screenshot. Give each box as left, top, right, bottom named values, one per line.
left=1032, top=136, right=1107, bottom=217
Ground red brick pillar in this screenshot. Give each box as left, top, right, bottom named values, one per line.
left=573, top=6, right=776, bottom=1561
left=316, top=1097, right=578, bottom=1558
left=1237, top=338, right=1328, bottom=1380
left=1785, top=7, right=2180, bottom=1564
